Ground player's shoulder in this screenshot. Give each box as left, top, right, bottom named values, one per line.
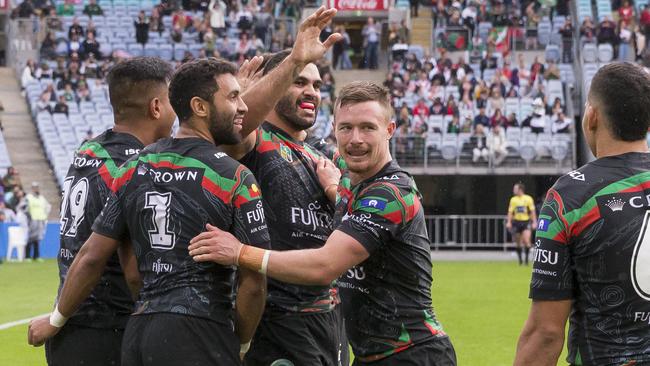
left=549, top=162, right=610, bottom=208
left=359, top=162, right=418, bottom=202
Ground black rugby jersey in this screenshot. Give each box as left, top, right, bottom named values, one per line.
left=334, top=159, right=450, bottom=362
left=531, top=152, right=650, bottom=366
left=92, top=137, right=270, bottom=324
left=57, top=129, right=142, bottom=329
left=240, top=122, right=338, bottom=314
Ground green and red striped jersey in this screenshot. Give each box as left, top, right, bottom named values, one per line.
left=530, top=152, right=650, bottom=366
left=333, top=160, right=451, bottom=362
left=57, top=129, right=143, bottom=329
left=240, top=122, right=338, bottom=314
left=92, top=137, right=270, bottom=324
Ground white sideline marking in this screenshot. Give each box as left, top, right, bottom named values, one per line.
left=0, top=313, right=50, bottom=330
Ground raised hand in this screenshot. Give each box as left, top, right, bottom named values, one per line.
left=237, top=56, right=264, bottom=93
left=290, top=6, right=343, bottom=66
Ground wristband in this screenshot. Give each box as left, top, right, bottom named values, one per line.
left=237, top=245, right=266, bottom=272
left=260, top=250, right=271, bottom=275
left=49, top=306, right=68, bottom=328
left=240, top=341, right=251, bottom=354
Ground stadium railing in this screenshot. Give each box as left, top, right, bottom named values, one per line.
left=426, top=214, right=512, bottom=250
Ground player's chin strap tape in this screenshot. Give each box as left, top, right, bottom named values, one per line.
left=49, top=305, right=68, bottom=328
left=237, top=245, right=270, bottom=275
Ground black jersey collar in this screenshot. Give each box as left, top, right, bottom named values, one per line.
left=104, top=129, right=145, bottom=149
left=353, top=160, right=405, bottom=188
left=262, top=121, right=304, bottom=145
left=590, top=151, right=650, bottom=168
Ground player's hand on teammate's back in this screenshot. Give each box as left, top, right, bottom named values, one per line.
left=316, top=158, right=341, bottom=190
left=290, top=6, right=342, bottom=66
left=189, top=224, right=244, bottom=266
left=237, top=56, right=264, bottom=93
left=27, top=315, right=60, bottom=347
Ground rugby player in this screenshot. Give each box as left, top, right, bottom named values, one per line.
left=506, top=183, right=537, bottom=265
left=189, top=82, right=457, bottom=365
left=28, top=58, right=270, bottom=365
left=44, top=57, right=176, bottom=366
left=514, top=62, right=650, bottom=366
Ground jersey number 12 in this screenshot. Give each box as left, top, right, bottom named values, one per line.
left=631, top=210, right=650, bottom=301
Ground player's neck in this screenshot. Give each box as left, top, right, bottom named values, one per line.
left=112, top=123, right=155, bottom=146
left=266, top=113, right=307, bottom=142
left=349, top=155, right=393, bottom=186
left=175, top=123, right=215, bottom=145
left=595, top=136, right=649, bottom=159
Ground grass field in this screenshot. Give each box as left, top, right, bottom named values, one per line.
left=0, top=259, right=567, bottom=366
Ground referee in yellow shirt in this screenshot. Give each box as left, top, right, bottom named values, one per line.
left=506, top=183, right=537, bottom=265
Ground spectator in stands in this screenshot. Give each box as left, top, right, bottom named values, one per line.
left=16, top=0, right=34, bottom=18
left=618, top=0, right=634, bottom=28
left=619, top=24, right=633, bottom=61
left=488, top=124, right=508, bottom=165
left=81, top=31, right=101, bottom=60
left=491, top=108, right=508, bottom=128
left=40, top=32, right=57, bottom=60
left=52, top=57, right=66, bottom=80
left=430, top=98, right=445, bottom=115
left=394, top=123, right=410, bottom=155
left=413, top=98, right=430, bottom=117
left=544, top=61, right=561, bottom=80
left=6, top=186, right=24, bottom=213
left=410, top=0, right=419, bottom=17
left=597, top=17, right=618, bottom=46
left=35, top=62, right=53, bottom=79
left=149, top=6, right=164, bottom=34
left=235, top=32, right=253, bottom=62
left=506, top=112, right=519, bottom=128
left=61, top=82, right=75, bottom=102
left=56, top=0, right=74, bottom=16
left=362, top=16, right=380, bottom=69
left=25, top=182, right=50, bottom=262
left=474, top=106, right=490, bottom=129
left=580, top=16, right=596, bottom=44
left=462, top=1, right=478, bottom=37
left=82, top=0, right=103, bottom=17
left=208, top=0, right=227, bottom=36
left=506, top=86, right=519, bottom=98
left=53, top=95, right=69, bottom=116
left=412, top=110, right=429, bottom=137
left=481, top=49, right=498, bottom=73
left=76, top=81, right=91, bottom=102
left=634, top=25, right=647, bottom=61
left=2, top=168, right=21, bottom=193
left=36, top=90, right=52, bottom=113
left=448, top=114, right=461, bottom=133
left=81, top=53, right=99, bottom=78
left=135, top=11, right=150, bottom=46
left=551, top=112, right=572, bottom=133
left=235, top=5, right=253, bottom=32
left=172, top=8, right=191, bottom=30
left=46, top=8, right=63, bottom=30
left=0, top=201, right=17, bottom=222
left=472, top=124, right=489, bottom=162
left=68, top=17, right=84, bottom=39
left=641, top=5, right=650, bottom=45
left=396, top=103, right=411, bottom=128
left=21, top=59, right=36, bottom=89
left=487, top=86, right=505, bottom=115
left=549, top=97, right=563, bottom=118
left=530, top=56, right=545, bottom=83
left=529, top=98, right=548, bottom=133
left=445, top=98, right=459, bottom=116
left=559, top=18, right=574, bottom=63
left=525, top=2, right=540, bottom=49
left=68, top=33, right=82, bottom=56
left=181, top=50, right=194, bottom=63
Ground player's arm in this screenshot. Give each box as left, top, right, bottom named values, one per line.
left=118, top=239, right=141, bottom=301
left=28, top=233, right=122, bottom=346
left=506, top=198, right=514, bottom=229
left=220, top=6, right=342, bottom=160
left=190, top=225, right=369, bottom=286
left=513, top=300, right=571, bottom=366
left=234, top=268, right=265, bottom=355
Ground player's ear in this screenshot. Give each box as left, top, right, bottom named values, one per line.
left=149, top=98, right=162, bottom=120
left=386, top=120, right=396, bottom=140
left=190, top=97, right=209, bottom=118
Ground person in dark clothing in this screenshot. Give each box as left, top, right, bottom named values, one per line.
left=134, top=11, right=150, bottom=46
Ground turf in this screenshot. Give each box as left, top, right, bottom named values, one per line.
left=0, top=259, right=567, bottom=365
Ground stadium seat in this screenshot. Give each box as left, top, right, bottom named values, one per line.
left=519, top=144, right=536, bottom=161
left=583, top=43, right=598, bottom=63
left=544, top=45, right=561, bottom=63
left=6, top=226, right=27, bottom=262
left=598, top=44, right=613, bottom=63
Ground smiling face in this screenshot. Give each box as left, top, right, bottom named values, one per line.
left=208, top=73, right=248, bottom=145
left=274, top=63, right=322, bottom=132
left=335, top=101, right=395, bottom=182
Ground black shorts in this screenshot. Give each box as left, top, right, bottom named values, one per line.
left=122, top=313, right=239, bottom=366
left=244, top=306, right=348, bottom=366
left=45, top=323, right=124, bottom=366
left=512, top=220, right=531, bottom=234
left=352, top=338, right=457, bottom=366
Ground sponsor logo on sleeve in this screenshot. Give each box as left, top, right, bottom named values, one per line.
left=360, top=198, right=387, bottom=210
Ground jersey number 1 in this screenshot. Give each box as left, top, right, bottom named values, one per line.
left=631, top=210, right=650, bottom=301
left=145, top=192, right=176, bottom=250
left=60, top=177, right=89, bottom=237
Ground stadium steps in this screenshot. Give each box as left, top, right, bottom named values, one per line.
left=410, top=7, right=433, bottom=51
left=0, top=67, right=61, bottom=219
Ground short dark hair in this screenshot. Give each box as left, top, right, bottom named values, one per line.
left=589, top=62, right=650, bottom=141
left=169, top=58, right=237, bottom=122
left=106, top=57, right=173, bottom=117
left=515, top=182, right=525, bottom=191
left=335, top=81, right=393, bottom=121
left=262, top=49, right=291, bottom=76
